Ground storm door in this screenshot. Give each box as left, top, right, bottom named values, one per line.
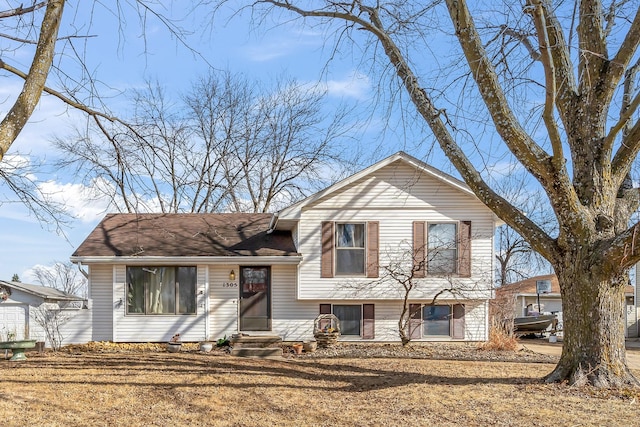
left=239, top=267, right=271, bottom=331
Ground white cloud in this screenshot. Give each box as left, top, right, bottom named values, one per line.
left=37, top=179, right=113, bottom=223
left=323, top=71, right=371, bottom=100
left=242, top=23, right=325, bottom=63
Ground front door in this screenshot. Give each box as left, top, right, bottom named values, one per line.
left=239, top=266, right=271, bottom=331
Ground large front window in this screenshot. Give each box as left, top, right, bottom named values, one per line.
left=336, top=223, right=365, bottom=275
left=126, top=266, right=196, bottom=315
left=427, top=223, right=457, bottom=274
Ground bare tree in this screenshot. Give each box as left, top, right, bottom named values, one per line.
left=30, top=303, right=70, bottom=351
left=495, top=173, right=554, bottom=287
left=342, top=232, right=491, bottom=346
left=235, top=1, right=640, bottom=387
left=187, top=73, right=356, bottom=213
left=32, top=261, right=87, bottom=298
left=56, top=72, right=355, bottom=213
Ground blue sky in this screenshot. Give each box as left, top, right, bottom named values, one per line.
left=0, top=2, right=443, bottom=281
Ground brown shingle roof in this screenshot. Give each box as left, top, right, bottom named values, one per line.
left=72, top=213, right=298, bottom=258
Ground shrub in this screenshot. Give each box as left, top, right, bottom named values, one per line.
left=478, top=318, right=518, bottom=351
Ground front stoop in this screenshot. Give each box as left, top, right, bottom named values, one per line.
left=230, top=335, right=283, bottom=358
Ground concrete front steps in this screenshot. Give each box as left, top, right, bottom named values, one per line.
left=230, top=335, right=283, bottom=358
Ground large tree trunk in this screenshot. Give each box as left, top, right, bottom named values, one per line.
left=546, top=264, right=639, bottom=387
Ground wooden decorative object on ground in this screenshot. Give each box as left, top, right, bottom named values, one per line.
left=313, top=314, right=341, bottom=348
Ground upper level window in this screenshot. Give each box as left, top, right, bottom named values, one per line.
left=427, top=223, right=458, bottom=274
left=336, top=223, right=365, bottom=275
left=126, top=266, right=197, bottom=315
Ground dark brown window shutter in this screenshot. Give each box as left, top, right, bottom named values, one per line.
left=452, top=304, right=465, bottom=339
left=319, top=304, right=332, bottom=314
left=366, top=221, right=379, bottom=278
left=458, top=221, right=471, bottom=277
left=321, top=221, right=334, bottom=278
left=319, top=304, right=332, bottom=330
left=413, top=221, right=426, bottom=278
left=362, top=304, right=375, bottom=339
left=409, top=303, right=422, bottom=339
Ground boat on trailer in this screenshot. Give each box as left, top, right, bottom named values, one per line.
left=513, top=313, right=557, bottom=333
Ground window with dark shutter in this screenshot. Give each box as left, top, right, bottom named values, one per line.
left=458, top=221, right=471, bottom=277
left=319, top=303, right=332, bottom=330
left=362, top=304, right=375, bottom=339
left=409, top=303, right=422, bottom=339
left=366, top=222, right=379, bottom=278
left=452, top=304, right=465, bottom=339
left=335, top=223, right=366, bottom=275
left=413, top=221, right=426, bottom=278
left=321, top=222, right=334, bottom=278
left=427, top=223, right=458, bottom=274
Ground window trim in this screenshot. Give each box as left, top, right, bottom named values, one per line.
left=427, top=222, right=459, bottom=275
left=125, top=266, right=197, bottom=316
left=321, top=221, right=379, bottom=279
left=320, top=303, right=375, bottom=339
left=409, top=303, right=465, bottom=339
left=414, top=220, right=471, bottom=277
left=422, top=304, right=452, bottom=337
left=334, top=222, right=367, bottom=276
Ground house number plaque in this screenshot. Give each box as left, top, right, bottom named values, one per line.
left=222, top=282, right=238, bottom=288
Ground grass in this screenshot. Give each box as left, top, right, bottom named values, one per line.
left=1, top=345, right=639, bottom=426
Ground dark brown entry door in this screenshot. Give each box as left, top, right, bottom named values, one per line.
left=239, top=267, right=271, bottom=331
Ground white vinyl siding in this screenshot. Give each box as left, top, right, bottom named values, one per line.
left=296, top=162, right=494, bottom=301
left=209, top=265, right=241, bottom=341
left=55, top=308, right=93, bottom=345
left=89, top=264, right=114, bottom=342
left=112, top=265, right=207, bottom=342
left=271, top=264, right=317, bottom=341
left=208, top=264, right=314, bottom=342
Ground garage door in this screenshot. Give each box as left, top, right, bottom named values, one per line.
left=0, top=304, right=28, bottom=340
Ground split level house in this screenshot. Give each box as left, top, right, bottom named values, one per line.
left=70, top=152, right=500, bottom=344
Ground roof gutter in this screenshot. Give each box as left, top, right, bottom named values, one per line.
left=69, top=255, right=303, bottom=265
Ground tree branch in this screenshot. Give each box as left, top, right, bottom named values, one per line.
left=261, top=0, right=559, bottom=259
left=528, top=0, right=578, bottom=131
left=577, top=0, right=608, bottom=98
left=610, top=59, right=640, bottom=180
left=528, top=0, right=564, bottom=169
left=0, top=1, right=47, bottom=19
left=603, top=4, right=640, bottom=109
left=0, top=58, right=143, bottom=136
left=0, top=0, right=64, bottom=161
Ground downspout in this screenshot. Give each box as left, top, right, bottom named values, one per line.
left=74, top=261, right=89, bottom=279
left=267, top=213, right=279, bottom=234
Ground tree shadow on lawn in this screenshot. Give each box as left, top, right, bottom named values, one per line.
left=2, top=352, right=549, bottom=393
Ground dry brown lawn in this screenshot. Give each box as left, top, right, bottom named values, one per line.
left=1, top=343, right=639, bottom=427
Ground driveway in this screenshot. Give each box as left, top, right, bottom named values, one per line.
left=520, top=338, right=640, bottom=370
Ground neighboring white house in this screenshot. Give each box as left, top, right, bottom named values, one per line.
left=0, top=280, right=91, bottom=347
left=495, top=274, right=637, bottom=337
left=70, top=152, right=499, bottom=343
